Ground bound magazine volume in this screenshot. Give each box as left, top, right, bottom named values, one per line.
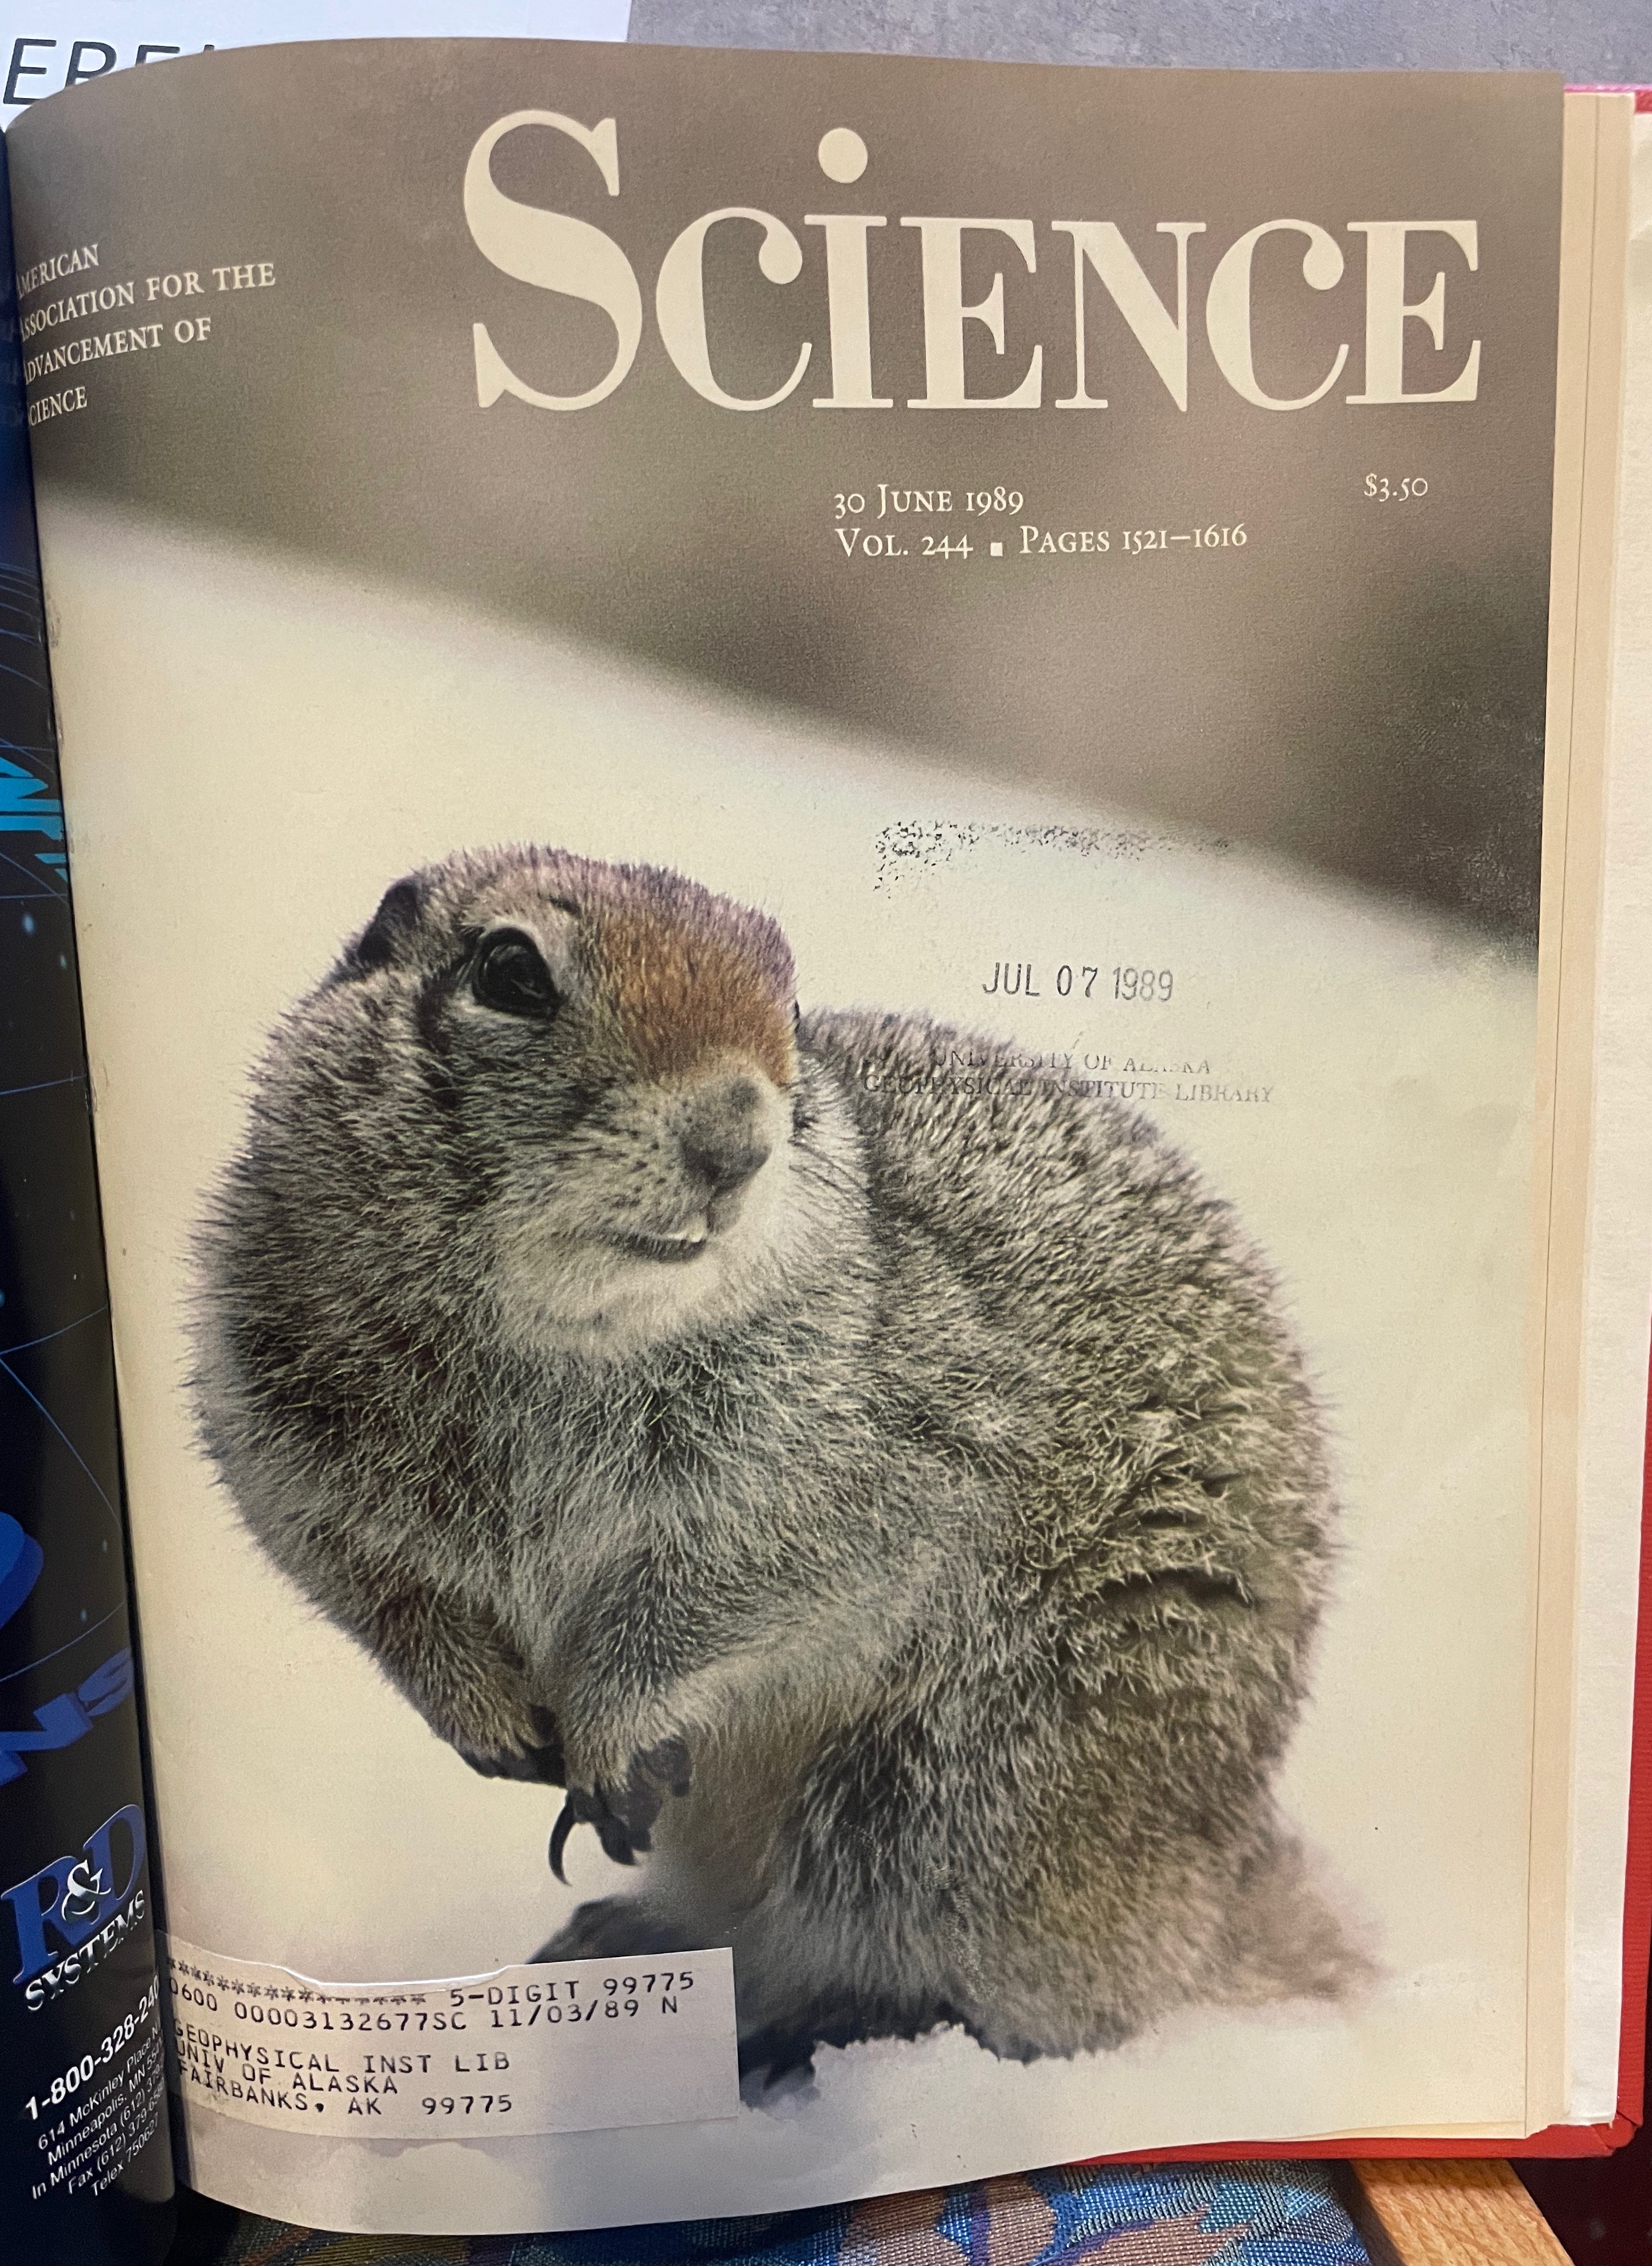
left=0, top=34, right=1649, bottom=2255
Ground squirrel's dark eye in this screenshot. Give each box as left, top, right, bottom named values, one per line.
left=472, top=930, right=559, bottom=1020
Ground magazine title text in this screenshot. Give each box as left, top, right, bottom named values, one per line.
left=464, top=109, right=1484, bottom=418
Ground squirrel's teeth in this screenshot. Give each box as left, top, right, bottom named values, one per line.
left=613, top=1221, right=713, bottom=1263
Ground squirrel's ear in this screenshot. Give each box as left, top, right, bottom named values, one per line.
left=346, top=876, right=426, bottom=974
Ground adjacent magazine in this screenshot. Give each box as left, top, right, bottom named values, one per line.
left=0, top=2, right=631, bottom=121
left=0, top=33, right=1649, bottom=2250
left=0, top=146, right=172, bottom=2265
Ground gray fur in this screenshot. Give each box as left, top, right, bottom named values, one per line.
left=192, top=844, right=1365, bottom=2072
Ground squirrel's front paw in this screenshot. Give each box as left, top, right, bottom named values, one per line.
left=454, top=1704, right=566, bottom=1787
left=548, top=1738, right=692, bottom=1881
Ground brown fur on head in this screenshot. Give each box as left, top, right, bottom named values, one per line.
left=347, top=845, right=796, bottom=1081
left=582, top=881, right=795, bottom=1092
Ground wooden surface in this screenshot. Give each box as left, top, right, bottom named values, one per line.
left=1339, top=2161, right=1573, bottom=2266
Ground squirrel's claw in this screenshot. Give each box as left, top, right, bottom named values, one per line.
left=546, top=1741, right=693, bottom=1880
left=548, top=1784, right=626, bottom=1879
left=460, top=1704, right=565, bottom=1787
left=595, top=1810, right=644, bottom=1867
left=548, top=1782, right=645, bottom=1880
left=548, top=1797, right=577, bottom=1884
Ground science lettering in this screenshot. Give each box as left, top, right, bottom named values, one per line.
left=464, top=110, right=1483, bottom=417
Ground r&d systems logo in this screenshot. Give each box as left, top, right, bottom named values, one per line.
left=3, top=1802, right=147, bottom=2009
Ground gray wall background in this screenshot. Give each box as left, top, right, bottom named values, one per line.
left=629, top=0, right=1649, bottom=80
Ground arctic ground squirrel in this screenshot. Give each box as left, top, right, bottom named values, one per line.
left=193, top=844, right=1363, bottom=2075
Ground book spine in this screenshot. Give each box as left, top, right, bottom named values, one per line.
left=0, top=133, right=172, bottom=2266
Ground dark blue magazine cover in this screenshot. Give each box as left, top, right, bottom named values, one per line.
left=0, top=129, right=172, bottom=2266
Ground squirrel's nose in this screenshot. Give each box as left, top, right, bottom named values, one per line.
left=679, top=1075, right=771, bottom=1199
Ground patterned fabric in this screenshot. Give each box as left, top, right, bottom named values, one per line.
left=210, top=2162, right=1369, bottom=2266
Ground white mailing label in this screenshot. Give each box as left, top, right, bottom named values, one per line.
left=161, top=1933, right=738, bottom=2139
